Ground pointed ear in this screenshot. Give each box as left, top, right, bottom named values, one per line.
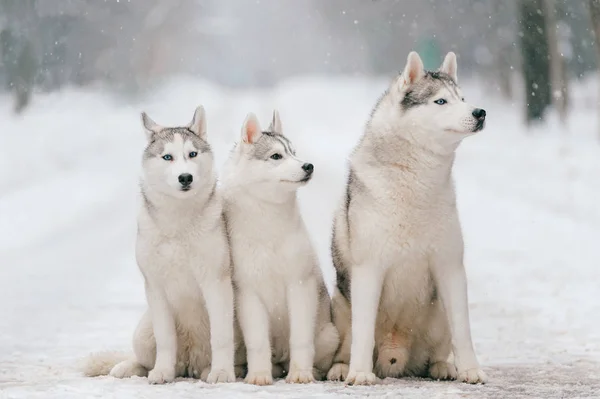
left=399, top=51, right=425, bottom=88
left=187, top=105, right=207, bottom=138
left=439, top=52, right=458, bottom=82
left=268, top=109, right=283, bottom=133
left=141, top=112, right=162, bottom=141
left=241, top=113, right=262, bottom=144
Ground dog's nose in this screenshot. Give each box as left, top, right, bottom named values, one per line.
left=178, top=173, right=193, bottom=186
left=302, top=163, right=314, bottom=174
left=472, top=108, right=486, bottom=120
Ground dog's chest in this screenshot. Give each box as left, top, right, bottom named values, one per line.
left=230, top=210, right=311, bottom=273
left=137, top=226, right=220, bottom=285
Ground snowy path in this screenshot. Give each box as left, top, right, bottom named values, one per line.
left=1, top=78, right=600, bottom=398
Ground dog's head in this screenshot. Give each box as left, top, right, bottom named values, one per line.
left=374, top=51, right=486, bottom=152
left=141, top=106, right=214, bottom=198
left=223, top=110, right=314, bottom=202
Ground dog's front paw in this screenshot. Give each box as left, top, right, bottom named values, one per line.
left=327, top=363, right=349, bottom=381
left=285, top=368, right=314, bottom=384
left=148, top=366, right=175, bottom=384
left=109, top=360, right=147, bottom=379
left=345, top=369, right=378, bottom=385
left=206, top=368, right=236, bottom=383
left=429, top=361, right=457, bottom=381
left=457, top=367, right=487, bottom=384
left=245, top=370, right=273, bottom=385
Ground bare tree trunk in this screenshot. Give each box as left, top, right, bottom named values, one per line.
left=589, top=0, right=600, bottom=140
left=492, top=0, right=513, bottom=100
left=519, top=0, right=552, bottom=125
left=543, top=0, right=568, bottom=125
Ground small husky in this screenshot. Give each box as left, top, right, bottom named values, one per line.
left=327, top=52, right=488, bottom=385
left=83, top=106, right=237, bottom=384
left=221, top=111, right=339, bottom=385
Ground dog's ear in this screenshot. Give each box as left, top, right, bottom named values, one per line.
left=399, top=51, right=425, bottom=88
left=188, top=105, right=207, bottom=138
left=268, top=109, right=283, bottom=133
left=141, top=112, right=162, bottom=141
left=439, top=52, right=458, bottom=82
left=241, top=113, right=262, bottom=144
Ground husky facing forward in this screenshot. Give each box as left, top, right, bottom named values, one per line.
left=328, top=52, right=487, bottom=385
left=83, top=107, right=237, bottom=384
left=222, top=111, right=339, bottom=385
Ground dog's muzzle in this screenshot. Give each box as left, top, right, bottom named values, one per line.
left=178, top=173, right=193, bottom=190
left=472, top=108, right=486, bottom=132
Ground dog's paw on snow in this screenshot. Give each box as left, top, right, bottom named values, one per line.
left=245, top=370, right=273, bottom=385
left=285, top=368, right=315, bottom=384
left=458, top=367, right=487, bottom=384
left=109, top=360, right=147, bottom=379
left=429, top=361, right=457, bottom=381
left=344, top=369, right=378, bottom=385
left=206, top=368, right=236, bottom=383
left=327, top=363, right=349, bottom=381
left=148, top=366, right=175, bottom=384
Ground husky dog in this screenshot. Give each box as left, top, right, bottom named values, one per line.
left=83, top=106, right=237, bottom=384
left=327, top=52, right=488, bottom=385
left=221, top=111, right=339, bottom=385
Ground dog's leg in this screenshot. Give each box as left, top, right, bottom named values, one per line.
left=313, top=322, right=340, bottom=380
left=145, top=281, right=177, bottom=384
left=327, top=289, right=351, bottom=381
left=427, top=300, right=456, bottom=381
left=202, top=276, right=236, bottom=383
left=238, top=289, right=273, bottom=385
left=345, top=265, right=384, bottom=385
left=285, top=278, right=317, bottom=383
left=431, top=223, right=487, bottom=384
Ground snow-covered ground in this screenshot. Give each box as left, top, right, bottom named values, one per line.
left=1, top=76, right=600, bottom=398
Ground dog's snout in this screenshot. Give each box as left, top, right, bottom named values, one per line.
left=302, top=163, right=314, bottom=174
left=472, top=108, right=486, bottom=120
left=178, top=173, right=193, bottom=186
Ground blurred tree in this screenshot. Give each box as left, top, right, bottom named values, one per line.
left=519, top=0, right=552, bottom=125
left=543, top=0, right=568, bottom=125
left=0, top=0, right=39, bottom=114
left=491, top=0, right=517, bottom=100
left=589, top=0, right=600, bottom=138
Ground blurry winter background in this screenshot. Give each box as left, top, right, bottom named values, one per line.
left=1, top=0, right=600, bottom=398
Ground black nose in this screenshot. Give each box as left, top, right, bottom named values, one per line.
left=302, top=163, right=314, bottom=174
left=472, top=108, right=486, bottom=120
left=178, top=173, right=193, bottom=186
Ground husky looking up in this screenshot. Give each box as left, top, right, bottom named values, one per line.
left=221, top=111, right=339, bottom=385
left=83, top=106, right=237, bottom=384
left=328, top=51, right=488, bottom=385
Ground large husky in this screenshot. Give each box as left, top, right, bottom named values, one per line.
left=221, top=111, right=339, bottom=385
left=327, top=52, right=487, bottom=385
left=83, top=106, right=237, bottom=384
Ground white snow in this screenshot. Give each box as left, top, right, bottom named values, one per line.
left=1, top=76, right=599, bottom=398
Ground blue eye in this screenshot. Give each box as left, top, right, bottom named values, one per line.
left=189, top=151, right=198, bottom=158
left=270, top=153, right=283, bottom=160
left=162, top=154, right=173, bottom=161
left=434, top=99, right=447, bottom=105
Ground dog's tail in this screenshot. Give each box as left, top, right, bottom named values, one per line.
left=80, top=351, right=130, bottom=377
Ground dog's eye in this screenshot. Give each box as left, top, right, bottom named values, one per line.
left=189, top=151, right=198, bottom=158
left=162, top=154, right=173, bottom=161
left=434, top=99, right=447, bottom=105
left=270, top=153, right=283, bottom=160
